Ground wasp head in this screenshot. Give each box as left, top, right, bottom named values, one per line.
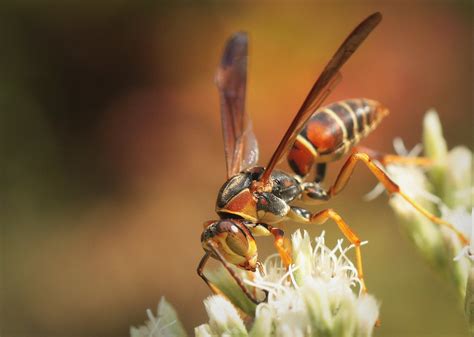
left=201, top=219, right=258, bottom=271
left=215, top=167, right=264, bottom=222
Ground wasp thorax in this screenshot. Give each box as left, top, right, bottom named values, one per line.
left=250, top=179, right=273, bottom=194
left=201, top=219, right=258, bottom=271
left=216, top=168, right=302, bottom=225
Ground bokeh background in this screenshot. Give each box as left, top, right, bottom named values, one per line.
left=1, top=1, right=472, bottom=336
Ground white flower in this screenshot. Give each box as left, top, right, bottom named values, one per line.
left=131, top=238, right=378, bottom=337
left=198, top=230, right=379, bottom=337
left=250, top=231, right=378, bottom=337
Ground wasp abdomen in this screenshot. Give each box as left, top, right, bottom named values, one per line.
left=288, top=98, right=388, bottom=177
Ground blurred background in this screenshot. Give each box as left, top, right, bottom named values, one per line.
left=0, top=1, right=472, bottom=336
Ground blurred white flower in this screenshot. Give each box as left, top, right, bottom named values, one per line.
left=365, top=109, right=472, bottom=332
left=442, top=206, right=472, bottom=254
left=130, top=297, right=187, bottom=337
left=366, top=112, right=472, bottom=269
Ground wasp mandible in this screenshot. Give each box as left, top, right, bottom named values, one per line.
left=197, top=12, right=468, bottom=304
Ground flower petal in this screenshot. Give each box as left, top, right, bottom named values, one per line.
left=204, top=295, right=248, bottom=336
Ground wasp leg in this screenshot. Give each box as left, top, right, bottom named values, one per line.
left=300, top=182, right=329, bottom=204
left=314, top=163, right=327, bottom=183
left=248, top=223, right=292, bottom=268
left=288, top=206, right=368, bottom=293
left=267, top=225, right=292, bottom=267
left=197, top=252, right=224, bottom=296
left=200, top=241, right=263, bottom=304
left=298, top=164, right=329, bottom=204
left=353, top=145, right=432, bottom=166
left=327, top=149, right=468, bottom=245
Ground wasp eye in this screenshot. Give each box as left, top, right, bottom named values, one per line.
left=225, top=225, right=249, bottom=256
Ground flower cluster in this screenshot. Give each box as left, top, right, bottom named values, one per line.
left=132, top=231, right=379, bottom=337
left=367, top=110, right=472, bottom=331
left=234, top=231, right=378, bottom=337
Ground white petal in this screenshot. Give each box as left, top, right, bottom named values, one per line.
left=194, top=324, right=213, bottom=337
left=446, top=146, right=472, bottom=207
left=355, top=295, right=379, bottom=337
left=292, top=230, right=314, bottom=283
left=249, top=304, right=274, bottom=337
left=204, top=295, right=247, bottom=335
left=423, top=109, right=448, bottom=163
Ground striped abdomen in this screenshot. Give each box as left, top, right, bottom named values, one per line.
left=288, top=98, right=388, bottom=177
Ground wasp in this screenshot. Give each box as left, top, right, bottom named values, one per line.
left=197, top=12, right=468, bottom=304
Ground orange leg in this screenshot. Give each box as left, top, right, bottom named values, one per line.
left=354, top=146, right=432, bottom=166
left=312, top=209, right=367, bottom=293
left=328, top=149, right=468, bottom=245
left=288, top=206, right=368, bottom=293
left=288, top=206, right=379, bottom=324
left=267, top=225, right=292, bottom=267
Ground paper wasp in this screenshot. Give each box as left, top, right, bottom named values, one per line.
left=197, top=12, right=468, bottom=303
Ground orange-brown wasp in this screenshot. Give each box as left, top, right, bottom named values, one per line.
left=198, top=12, right=468, bottom=303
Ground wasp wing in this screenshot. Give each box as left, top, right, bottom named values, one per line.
left=216, top=32, right=259, bottom=178
left=260, top=12, right=382, bottom=183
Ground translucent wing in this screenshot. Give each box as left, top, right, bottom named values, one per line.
left=216, top=32, right=259, bottom=178
left=260, top=12, right=382, bottom=183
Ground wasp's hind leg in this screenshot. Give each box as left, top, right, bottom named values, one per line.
left=327, top=148, right=468, bottom=245
left=353, top=146, right=432, bottom=166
